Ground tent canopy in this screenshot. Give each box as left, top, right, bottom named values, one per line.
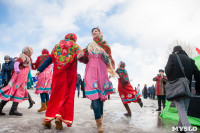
left=193, top=56, right=200, bottom=70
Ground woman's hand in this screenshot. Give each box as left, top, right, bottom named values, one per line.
left=35, top=71, right=41, bottom=78
left=77, top=52, right=84, bottom=59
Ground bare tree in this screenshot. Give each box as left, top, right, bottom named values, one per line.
left=167, top=40, right=198, bottom=58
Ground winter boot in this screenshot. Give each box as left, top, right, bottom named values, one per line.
left=55, top=117, right=63, bottom=130
left=42, top=121, right=51, bottom=129
left=9, top=102, right=23, bottom=116
left=28, top=93, right=35, bottom=109
left=0, top=100, right=8, bottom=115
left=137, top=98, right=143, bottom=108
left=96, top=118, right=104, bottom=133
left=123, top=104, right=132, bottom=116
left=156, top=107, right=161, bottom=111
left=38, top=103, right=47, bottom=112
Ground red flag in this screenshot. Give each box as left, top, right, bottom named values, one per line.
left=196, top=47, right=200, bottom=54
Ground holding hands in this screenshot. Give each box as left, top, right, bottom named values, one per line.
left=35, top=71, right=41, bottom=78
left=77, top=52, right=84, bottom=59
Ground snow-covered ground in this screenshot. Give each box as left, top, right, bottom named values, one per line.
left=0, top=89, right=199, bottom=133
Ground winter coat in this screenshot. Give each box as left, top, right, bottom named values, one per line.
left=165, top=51, right=200, bottom=93
left=153, top=75, right=167, bottom=96
left=0, top=59, right=14, bottom=82
left=76, top=76, right=82, bottom=87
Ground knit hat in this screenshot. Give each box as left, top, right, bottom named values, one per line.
left=173, top=46, right=183, bottom=53
left=4, top=55, right=10, bottom=60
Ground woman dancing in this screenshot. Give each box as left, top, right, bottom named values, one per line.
left=116, top=61, right=143, bottom=116
left=78, top=27, right=118, bottom=133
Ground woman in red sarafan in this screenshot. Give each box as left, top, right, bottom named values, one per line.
left=35, top=33, right=82, bottom=130
left=116, top=61, right=143, bottom=116
left=32, top=49, right=52, bottom=112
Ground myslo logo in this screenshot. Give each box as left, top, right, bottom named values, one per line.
left=172, top=126, right=197, bottom=132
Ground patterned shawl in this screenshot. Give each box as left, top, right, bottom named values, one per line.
left=93, top=37, right=115, bottom=69
left=51, top=33, right=82, bottom=70
left=116, top=61, right=129, bottom=83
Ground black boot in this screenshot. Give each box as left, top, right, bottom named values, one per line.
left=28, top=93, right=35, bottom=109
left=137, top=98, right=143, bottom=108
left=0, top=100, right=8, bottom=115
left=156, top=107, right=161, bottom=111
left=9, top=102, right=23, bottom=116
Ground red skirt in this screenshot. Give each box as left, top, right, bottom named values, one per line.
left=118, top=79, right=141, bottom=104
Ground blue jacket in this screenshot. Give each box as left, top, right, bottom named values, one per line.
left=1, top=58, right=14, bottom=81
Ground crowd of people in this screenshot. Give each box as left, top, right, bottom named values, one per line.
left=0, top=27, right=143, bottom=133
left=0, top=27, right=199, bottom=133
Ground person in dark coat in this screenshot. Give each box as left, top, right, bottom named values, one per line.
left=0, top=55, right=14, bottom=88
left=143, top=84, right=148, bottom=99
left=148, top=87, right=151, bottom=99
left=165, top=46, right=200, bottom=130
left=81, top=79, right=86, bottom=98
left=150, top=84, right=156, bottom=99
left=76, top=74, right=82, bottom=97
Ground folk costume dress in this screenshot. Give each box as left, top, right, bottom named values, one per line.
left=39, top=33, right=82, bottom=127
left=0, top=53, right=31, bottom=102
left=32, top=49, right=52, bottom=94
left=116, top=62, right=141, bottom=104
left=79, top=37, right=116, bottom=101
left=27, top=70, right=34, bottom=89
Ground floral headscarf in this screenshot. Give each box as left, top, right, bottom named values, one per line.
left=51, top=33, right=82, bottom=70
left=65, top=33, right=77, bottom=42
left=32, top=49, right=50, bottom=70
left=116, top=61, right=129, bottom=84
left=120, top=61, right=125, bottom=68
left=39, top=49, right=49, bottom=66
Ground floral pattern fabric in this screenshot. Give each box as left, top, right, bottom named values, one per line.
left=94, top=37, right=115, bottom=69
left=51, top=34, right=82, bottom=70
left=116, top=68, right=129, bottom=84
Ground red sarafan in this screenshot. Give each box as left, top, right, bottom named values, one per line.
left=43, top=33, right=83, bottom=127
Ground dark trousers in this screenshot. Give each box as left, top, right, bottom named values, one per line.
left=91, top=99, right=104, bottom=120
left=40, top=93, right=49, bottom=103
left=108, top=95, right=110, bottom=100
left=157, top=95, right=166, bottom=108
left=82, top=88, right=86, bottom=98
left=76, top=86, right=80, bottom=97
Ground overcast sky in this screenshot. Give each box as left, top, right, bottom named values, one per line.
left=0, top=0, right=200, bottom=89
